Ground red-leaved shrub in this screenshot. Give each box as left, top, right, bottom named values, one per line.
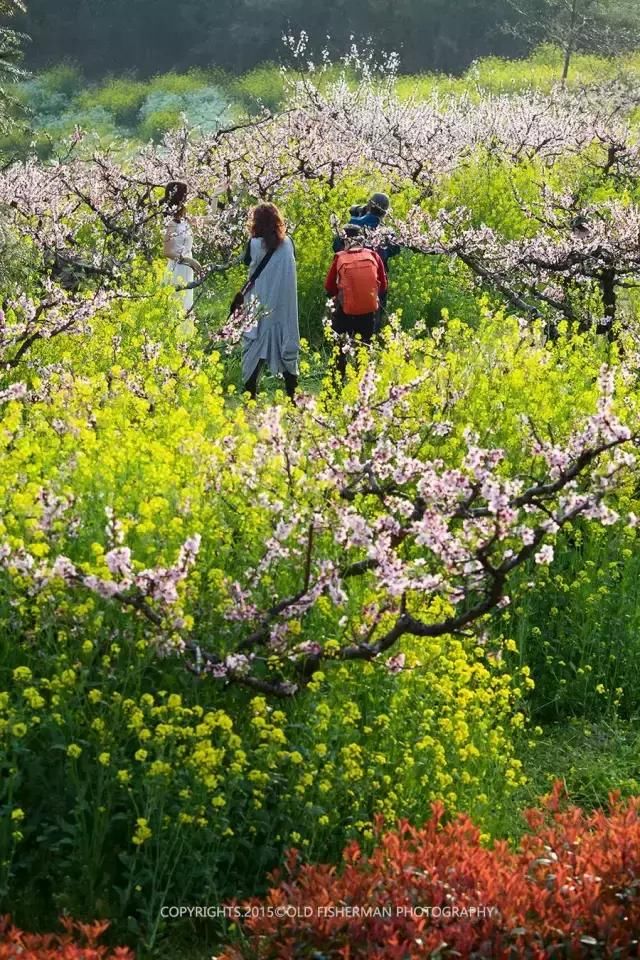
left=0, top=916, right=134, bottom=959
left=220, top=786, right=640, bottom=958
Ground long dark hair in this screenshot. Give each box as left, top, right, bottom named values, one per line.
left=164, top=180, right=188, bottom=219
left=250, top=202, right=286, bottom=252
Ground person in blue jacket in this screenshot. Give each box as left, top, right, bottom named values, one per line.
left=332, top=192, right=400, bottom=329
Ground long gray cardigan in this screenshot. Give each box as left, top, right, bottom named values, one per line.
left=241, top=236, right=300, bottom=382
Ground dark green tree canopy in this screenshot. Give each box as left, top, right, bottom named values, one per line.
left=16, top=0, right=529, bottom=77
left=11, top=0, right=640, bottom=79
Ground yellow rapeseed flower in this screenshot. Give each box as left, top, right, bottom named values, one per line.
left=22, top=688, right=45, bottom=709
left=132, top=818, right=152, bottom=845
left=12, top=667, right=32, bottom=683
left=149, top=760, right=171, bottom=777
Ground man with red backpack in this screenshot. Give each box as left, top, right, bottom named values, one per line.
left=332, top=192, right=401, bottom=331
left=325, top=224, right=387, bottom=378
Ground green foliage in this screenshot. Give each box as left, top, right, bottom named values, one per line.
left=79, top=77, right=150, bottom=127
left=0, top=221, right=39, bottom=289
left=506, top=0, right=640, bottom=81
left=231, top=63, right=286, bottom=113
left=0, top=0, right=27, bottom=132
left=506, top=521, right=640, bottom=722
left=138, top=108, right=181, bottom=143
left=18, top=0, right=523, bottom=77
left=9, top=48, right=640, bottom=154
left=35, top=62, right=84, bottom=98
left=44, top=106, right=120, bottom=140
left=16, top=79, right=67, bottom=120
left=395, top=45, right=640, bottom=99
left=469, top=43, right=639, bottom=90
left=515, top=719, right=640, bottom=813
left=140, top=85, right=232, bottom=136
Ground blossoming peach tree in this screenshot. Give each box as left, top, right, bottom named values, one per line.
left=1, top=358, right=635, bottom=698
left=394, top=193, right=640, bottom=336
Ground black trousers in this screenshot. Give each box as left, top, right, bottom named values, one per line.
left=375, top=291, right=388, bottom=333
left=244, top=359, right=297, bottom=400
left=331, top=308, right=376, bottom=378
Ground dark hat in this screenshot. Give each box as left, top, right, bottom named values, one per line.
left=369, top=192, right=390, bottom=215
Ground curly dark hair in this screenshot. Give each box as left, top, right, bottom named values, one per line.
left=163, top=180, right=188, bottom=216
left=250, top=202, right=286, bottom=252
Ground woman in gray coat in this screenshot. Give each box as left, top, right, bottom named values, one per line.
left=242, top=203, right=300, bottom=400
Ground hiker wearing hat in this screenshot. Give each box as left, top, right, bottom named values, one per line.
left=325, top=224, right=388, bottom=379
left=332, top=192, right=400, bottom=329
left=348, top=192, right=391, bottom=228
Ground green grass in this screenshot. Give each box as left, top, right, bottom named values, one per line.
left=494, top=717, right=640, bottom=842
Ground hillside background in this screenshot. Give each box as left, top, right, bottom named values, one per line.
left=14, top=0, right=639, bottom=77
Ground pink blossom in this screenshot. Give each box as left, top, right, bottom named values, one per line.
left=386, top=653, right=406, bottom=674
left=534, top=544, right=554, bottom=565
left=105, top=547, right=133, bottom=578
left=51, top=556, right=78, bottom=581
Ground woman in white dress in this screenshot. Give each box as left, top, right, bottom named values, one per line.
left=163, top=180, right=203, bottom=316
left=242, top=203, right=300, bottom=401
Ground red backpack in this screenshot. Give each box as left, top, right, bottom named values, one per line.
left=335, top=247, right=380, bottom=316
